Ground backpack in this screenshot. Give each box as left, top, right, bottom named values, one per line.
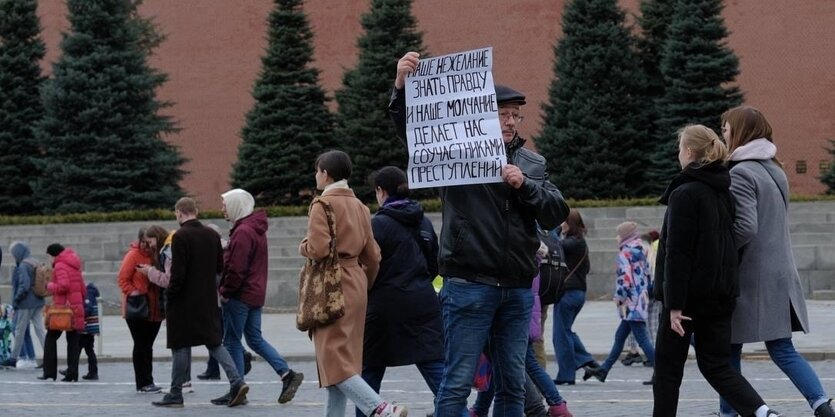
left=537, top=229, right=569, bottom=305
left=23, top=259, right=52, bottom=298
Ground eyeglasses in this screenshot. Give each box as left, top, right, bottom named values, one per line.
left=498, top=110, right=524, bottom=123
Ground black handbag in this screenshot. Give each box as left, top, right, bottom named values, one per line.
left=125, top=294, right=150, bottom=320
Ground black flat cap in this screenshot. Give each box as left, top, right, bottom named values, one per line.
left=495, top=84, right=526, bottom=105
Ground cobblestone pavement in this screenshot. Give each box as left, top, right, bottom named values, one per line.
left=1, top=359, right=834, bottom=416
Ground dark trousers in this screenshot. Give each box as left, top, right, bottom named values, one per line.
left=126, top=319, right=162, bottom=389
left=79, top=333, right=98, bottom=375
left=652, top=309, right=764, bottom=417
left=43, top=330, right=80, bottom=379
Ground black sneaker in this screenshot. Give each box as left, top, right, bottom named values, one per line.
left=210, top=391, right=231, bottom=406
left=816, top=400, right=835, bottom=417
left=244, top=351, right=253, bottom=375
left=278, top=370, right=303, bottom=403
left=620, top=352, right=644, bottom=366
left=138, top=384, right=163, bottom=393
left=228, top=382, right=249, bottom=407
left=197, top=370, right=220, bottom=380
left=152, top=393, right=184, bottom=408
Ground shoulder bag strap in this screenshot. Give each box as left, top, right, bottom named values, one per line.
left=311, top=198, right=339, bottom=263
left=755, top=160, right=788, bottom=209
left=563, top=246, right=588, bottom=284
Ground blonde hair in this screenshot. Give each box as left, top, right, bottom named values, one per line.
left=678, top=124, right=728, bottom=166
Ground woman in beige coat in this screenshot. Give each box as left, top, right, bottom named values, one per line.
left=299, top=150, right=405, bottom=417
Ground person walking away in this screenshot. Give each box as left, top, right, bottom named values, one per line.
left=40, top=243, right=86, bottom=382
left=550, top=210, right=599, bottom=385
left=220, top=188, right=303, bottom=403
left=390, top=51, right=570, bottom=417
left=300, top=151, right=407, bottom=417
left=358, top=166, right=444, bottom=417
left=584, top=222, right=654, bottom=383
left=152, top=198, right=248, bottom=408
left=652, top=124, right=780, bottom=417
left=0, top=242, right=46, bottom=368
left=720, top=106, right=833, bottom=417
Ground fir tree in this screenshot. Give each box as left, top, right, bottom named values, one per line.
left=232, top=0, right=334, bottom=205
left=822, top=140, right=835, bottom=194
left=646, top=0, right=743, bottom=192
left=334, top=0, right=424, bottom=201
left=0, top=0, right=45, bottom=214
left=32, top=0, right=184, bottom=214
left=535, top=0, right=650, bottom=199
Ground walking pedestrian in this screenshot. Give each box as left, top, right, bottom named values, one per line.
left=151, top=198, right=248, bottom=408
left=220, top=188, right=304, bottom=403
left=0, top=242, right=46, bottom=368
left=40, top=243, right=86, bottom=382
left=720, top=106, right=834, bottom=417
left=652, top=124, right=780, bottom=417
left=300, top=150, right=406, bottom=417
left=584, top=222, right=654, bottom=383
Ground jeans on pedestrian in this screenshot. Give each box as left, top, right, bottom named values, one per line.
left=223, top=297, right=289, bottom=376
left=552, top=289, right=595, bottom=382
left=600, top=319, right=655, bottom=371
left=204, top=307, right=223, bottom=376
left=526, top=341, right=564, bottom=406
left=435, top=278, right=532, bottom=417
left=327, top=374, right=384, bottom=417
left=358, top=360, right=446, bottom=417
left=22, top=328, right=35, bottom=360
left=473, top=370, right=549, bottom=417
left=11, top=306, right=46, bottom=360
left=719, top=338, right=829, bottom=415
left=170, top=345, right=241, bottom=396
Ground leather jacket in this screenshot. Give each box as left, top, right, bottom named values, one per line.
left=388, top=87, right=569, bottom=287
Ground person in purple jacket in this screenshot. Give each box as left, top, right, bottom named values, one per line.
left=219, top=188, right=304, bottom=405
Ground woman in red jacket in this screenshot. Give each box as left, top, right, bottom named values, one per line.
left=118, top=227, right=166, bottom=393
left=40, top=243, right=86, bottom=382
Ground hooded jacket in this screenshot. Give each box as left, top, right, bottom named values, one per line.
left=220, top=210, right=270, bottom=307
left=10, top=242, right=44, bottom=310
left=389, top=88, right=569, bottom=287
left=364, top=198, right=443, bottom=366
left=655, top=161, right=739, bottom=316
left=48, top=248, right=87, bottom=331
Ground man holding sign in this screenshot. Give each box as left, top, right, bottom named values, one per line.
left=389, top=50, right=570, bottom=417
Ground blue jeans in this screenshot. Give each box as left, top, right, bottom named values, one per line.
left=435, top=278, right=533, bottom=417
left=22, top=327, right=35, bottom=360
left=553, top=289, right=595, bottom=382
left=222, top=298, right=289, bottom=376
left=358, top=360, right=446, bottom=417
left=719, top=338, right=828, bottom=415
left=601, top=320, right=655, bottom=371
left=473, top=342, right=565, bottom=415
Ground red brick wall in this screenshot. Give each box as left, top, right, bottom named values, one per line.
left=35, top=0, right=835, bottom=208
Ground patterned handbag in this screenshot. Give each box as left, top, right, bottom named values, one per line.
left=296, top=198, right=345, bottom=331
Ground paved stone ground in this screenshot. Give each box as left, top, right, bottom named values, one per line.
left=1, top=359, right=833, bottom=416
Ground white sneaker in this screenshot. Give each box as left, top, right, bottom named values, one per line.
left=373, top=403, right=408, bottom=417
left=16, top=359, right=36, bottom=369
left=183, top=381, right=194, bottom=393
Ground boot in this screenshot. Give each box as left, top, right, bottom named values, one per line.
left=152, top=393, right=184, bottom=408
left=549, top=402, right=574, bottom=417
left=582, top=366, right=607, bottom=383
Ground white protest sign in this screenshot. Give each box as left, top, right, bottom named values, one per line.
left=404, top=47, right=505, bottom=189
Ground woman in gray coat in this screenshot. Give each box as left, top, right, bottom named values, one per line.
left=720, top=106, right=833, bottom=417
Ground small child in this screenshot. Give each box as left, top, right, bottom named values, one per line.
left=80, top=282, right=100, bottom=379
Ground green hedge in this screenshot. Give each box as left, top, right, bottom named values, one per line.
left=1, top=195, right=834, bottom=226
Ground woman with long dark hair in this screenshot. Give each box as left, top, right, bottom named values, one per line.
left=719, top=106, right=833, bottom=417
left=551, top=209, right=598, bottom=385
